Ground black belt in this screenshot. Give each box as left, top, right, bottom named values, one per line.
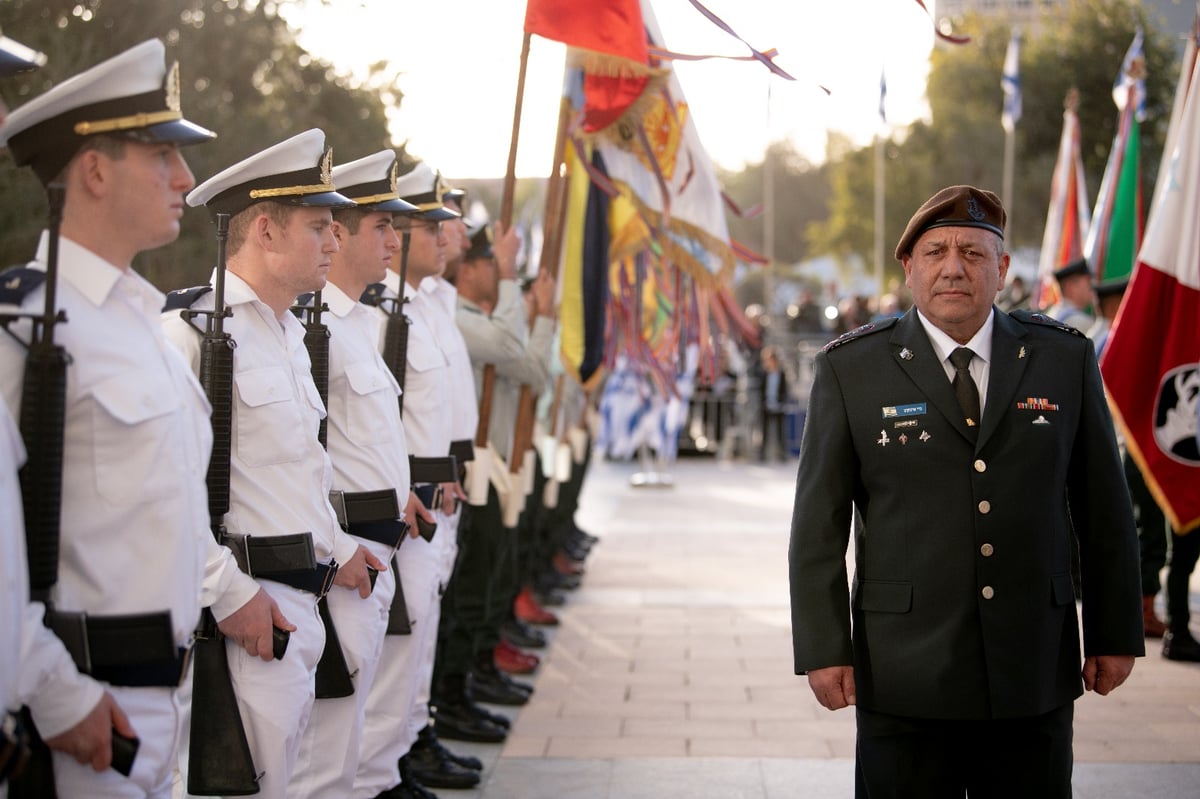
left=410, top=455, right=458, bottom=484
left=226, top=532, right=337, bottom=599
left=450, top=439, right=475, bottom=463
left=44, top=610, right=190, bottom=688
left=329, top=489, right=408, bottom=548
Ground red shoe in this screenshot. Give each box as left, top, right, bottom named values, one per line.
left=494, top=640, right=539, bottom=674
left=553, top=550, right=585, bottom=576
left=515, top=585, right=559, bottom=626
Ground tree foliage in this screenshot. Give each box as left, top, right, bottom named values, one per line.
left=808, top=0, right=1177, bottom=290
left=0, top=0, right=403, bottom=290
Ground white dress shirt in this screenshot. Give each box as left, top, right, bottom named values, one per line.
left=916, top=307, right=996, bottom=418
left=425, top=276, right=478, bottom=443
left=162, top=269, right=359, bottom=589
left=324, top=282, right=411, bottom=541
left=0, top=233, right=211, bottom=735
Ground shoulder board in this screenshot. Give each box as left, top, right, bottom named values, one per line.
left=821, top=317, right=897, bottom=353
left=290, top=292, right=314, bottom=319
left=0, top=266, right=47, bottom=306
left=162, top=285, right=213, bottom=312
left=1010, top=309, right=1086, bottom=338
left=360, top=283, right=386, bottom=306
left=458, top=303, right=484, bottom=317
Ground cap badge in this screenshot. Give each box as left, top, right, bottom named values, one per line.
left=319, top=147, right=333, bottom=186
left=165, top=61, right=181, bottom=113
left=434, top=171, right=448, bottom=201
left=388, top=161, right=398, bottom=194
left=966, top=195, right=985, bottom=222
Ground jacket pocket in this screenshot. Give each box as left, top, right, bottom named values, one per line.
left=855, top=580, right=913, bottom=613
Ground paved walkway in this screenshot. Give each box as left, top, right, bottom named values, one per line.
left=447, top=456, right=1200, bottom=798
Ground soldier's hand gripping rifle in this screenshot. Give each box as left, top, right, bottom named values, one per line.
left=181, top=213, right=262, bottom=796
left=291, top=290, right=354, bottom=699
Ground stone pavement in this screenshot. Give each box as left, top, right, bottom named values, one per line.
left=444, top=456, right=1200, bottom=798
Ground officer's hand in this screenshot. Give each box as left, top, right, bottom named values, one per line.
left=334, top=544, right=387, bottom=598
left=404, top=490, right=427, bottom=539
left=44, top=691, right=135, bottom=771
left=493, top=221, right=520, bottom=280
left=807, top=665, right=856, bottom=711
left=532, top=268, right=556, bottom=318
left=439, top=481, right=465, bottom=515
left=1083, top=655, right=1135, bottom=696
left=218, top=588, right=296, bottom=661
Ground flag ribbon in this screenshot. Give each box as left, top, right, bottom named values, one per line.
left=684, top=0, right=798, bottom=81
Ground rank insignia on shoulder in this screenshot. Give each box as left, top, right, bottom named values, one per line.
left=822, top=316, right=897, bottom=353
left=0, top=267, right=46, bottom=306
left=1011, top=309, right=1085, bottom=337
left=162, top=285, right=213, bottom=312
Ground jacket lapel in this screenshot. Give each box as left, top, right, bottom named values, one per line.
left=890, top=309, right=976, bottom=444
left=977, top=310, right=1030, bottom=449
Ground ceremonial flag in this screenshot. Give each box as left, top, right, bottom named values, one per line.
left=1085, top=31, right=1145, bottom=284
left=879, top=69, right=887, bottom=124
left=524, top=0, right=647, bottom=65
left=1101, top=50, right=1200, bottom=534
left=1034, top=92, right=1089, bottom=310
left=1001, top=28, right=1021, bottom=132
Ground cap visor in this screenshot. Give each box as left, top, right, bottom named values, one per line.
left=295, top=189, right=357, bottom=210
left=135, top=118, right=217, bottom=146
left=366, top=197, right=420, bottom=213
left=0, top=37, right=46, bottom=76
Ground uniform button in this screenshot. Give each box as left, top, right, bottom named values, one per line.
left=981, top=543, right=994, bottom=557
left=978, top=500, right=991, bottom=514
left=981, top=586, right=995, bottom=599
left=974, top=459, right=986, bottom=473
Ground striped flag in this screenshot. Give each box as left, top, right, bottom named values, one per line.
left=1101, top=36, right=1200, bottom=534
left=1034, top=92, right=1090, bottom=310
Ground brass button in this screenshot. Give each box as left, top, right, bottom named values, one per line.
left=974, top=459, right=986, bottom=473
left=981, top=586, right=995, bottom=599
left=981, top=543, right=994, bottom=557
left=978, top=500, right=991, bottom=514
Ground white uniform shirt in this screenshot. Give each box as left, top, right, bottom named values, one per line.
left=324, top=282, right=411, bottom=555
left=162, top=269, right=359, bottom=586
left=378, top=270, right=453, bottom=459
left=1, top=396, right=102, bottom=737
left=0, top=233, right=211, bottom=732
left=425, top=276, right=477, bottom=443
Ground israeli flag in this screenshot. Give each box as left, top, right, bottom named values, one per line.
left=1001, top=28, right=1021, bottom=132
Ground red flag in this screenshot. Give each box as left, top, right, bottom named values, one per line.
left=525, top=0, right=648, bottom=64
left=1101, top=53, right=1200, bottom=534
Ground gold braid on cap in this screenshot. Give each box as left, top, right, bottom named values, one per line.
left=347, top=160, right=402, bottom=205
left=249, top=146, right=338, bottom=199
left=73, top=61, right=183, bottom=135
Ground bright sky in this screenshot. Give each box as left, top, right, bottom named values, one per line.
left=284, top=0, right=937, bottom=179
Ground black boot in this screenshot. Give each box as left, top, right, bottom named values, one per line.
left=433, top=673, right=508, bottom=743
left=1163, top=627, right=1200, bottom=662
left=417, top=725, right=482, bottom=771
left=403, top=740, right=481, bottom=790
left=469, top=656, right=533, bottom=706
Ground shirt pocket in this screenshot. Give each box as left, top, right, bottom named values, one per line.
left=406, top=326, right=446, bottom=374
left=235, top=366, right=307, bottom=467
left=343, top=359, right=400, bottom=446
left=89, top=370, right=182, bottom=505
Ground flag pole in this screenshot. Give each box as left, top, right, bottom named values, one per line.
left=1002, top=125, right=1015, bottom=239
left=501, top=31, right=533, bottom=228
left=874, top=133, right=884, bottom=305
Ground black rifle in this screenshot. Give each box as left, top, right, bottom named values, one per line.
left=180, top=213, right=262, bottom=796
left=291, top=290, right=354, bottom=699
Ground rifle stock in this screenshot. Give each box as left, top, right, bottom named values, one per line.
left=185, top=213, right=260, bottom=796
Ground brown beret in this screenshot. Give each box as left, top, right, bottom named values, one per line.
left=894, top=185, right=1006, bottom=260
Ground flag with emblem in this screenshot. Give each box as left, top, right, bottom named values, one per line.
left=1034, top=91, right=1090, bottom=310
left=1101, top=25, right=1200, bottom=534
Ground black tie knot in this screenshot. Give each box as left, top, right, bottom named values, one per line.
left=950, top=347, right=975, bottom=371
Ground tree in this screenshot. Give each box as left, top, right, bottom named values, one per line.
left=810, top=0, right=1176, bottom=278
left=0, top=0, right=401, bottom=290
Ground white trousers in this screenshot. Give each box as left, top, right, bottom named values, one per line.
left=54, top=684, right=181, bottom=798
left=351, top=533, right=440, bottom=799
left=176, top=582, right=324, bottom=799
left=291, top=539, right=392, bottom=798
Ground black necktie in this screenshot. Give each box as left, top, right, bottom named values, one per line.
left=949, top=347, right=981, bottom=437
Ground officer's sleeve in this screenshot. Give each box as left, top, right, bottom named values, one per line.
left=203, top=536, right=261, bottom=623
left=1068, top=339, right=1144, bottom=657
left=19, top=602, right=105, bottom=738
left=495, top=313, right=553, bottom=393
left=456, top=280, right=527, bottom=364
left=788, top=349, right=856, bottom=673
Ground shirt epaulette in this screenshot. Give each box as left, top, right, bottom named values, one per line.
left=821, top=316, right=898, bottom=353
left=1010, top=309, right=1086, bottom=338
left=0, top=266, right=46, bottom=306
left=162, top=285, right=213, bottom=312
left=360, top=283, right=386, bottom=306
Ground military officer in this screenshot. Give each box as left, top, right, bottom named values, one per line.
left=0, top=39, right=233, bottom=797
left=789, top=185, right=1143, bottom=798
left=1044, top=257, right=1095, bottom=332
left=163, top=129, right=384, bottom=799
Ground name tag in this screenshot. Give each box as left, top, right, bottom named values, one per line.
left=882, top=403, right=926, bottom=419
